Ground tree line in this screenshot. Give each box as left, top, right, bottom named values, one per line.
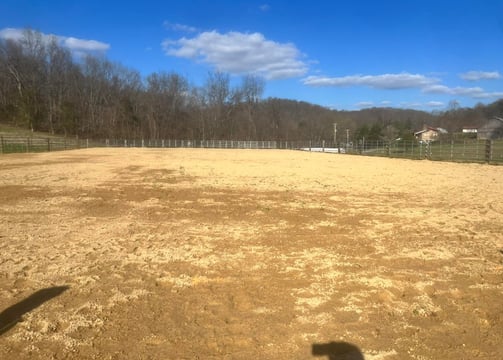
left=1, top=29, right=502, bottom=142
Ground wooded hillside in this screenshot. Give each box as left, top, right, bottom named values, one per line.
left=1, top=29, right=502, bottom=141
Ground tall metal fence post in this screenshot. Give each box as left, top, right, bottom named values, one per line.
left=86, top=139, right=89, bottom=148
left=485, top=139, right=493, bottom=163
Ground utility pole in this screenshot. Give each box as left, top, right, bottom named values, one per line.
left=346, top=128, right=349, bottom=147
left=333, top=123, right=337, bottom=144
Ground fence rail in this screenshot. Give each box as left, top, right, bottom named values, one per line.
left=348, top=139, right=503, bottom=164
left=0, top=136, right=95, bottom=153
left=1, top=135, right=502, bottom=164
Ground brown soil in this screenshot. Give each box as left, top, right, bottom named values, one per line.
left=0, top=148, right=502, bottom=359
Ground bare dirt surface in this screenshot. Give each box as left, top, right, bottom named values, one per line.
left=0, top=148, right=502, bottom=359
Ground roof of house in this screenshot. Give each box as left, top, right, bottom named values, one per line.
left=414, top=126, right=448, bottom=136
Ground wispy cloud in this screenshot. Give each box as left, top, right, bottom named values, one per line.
left=380, top=100, right=392, bottom=106
left=163, top=30, right=308, bottom=80
left=426, top=101, right=444, bottom=107
left=303, top=73, right=438, bottom=89
left=163, top=21, right=198, bottom=33
left=399, top=102, right=422, bottom=108
left=0, top=27, right=110, bottom=52
left=459, top=70, right=501, bottom=81
left=356, top=101, right=374, bottom=108
left=63, top=37, right=109, bottom=51
left=0, top=27, right=23, bottom=41
left=259, top=4, right=271, bottom=12
left=422, top=84, right=503, bottom=99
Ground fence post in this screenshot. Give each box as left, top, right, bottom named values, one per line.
left=485, top=139, right=493, bottom=163
left=47, top=138, right=51, bottom=152
left=450, top=140, right=454, bottom=160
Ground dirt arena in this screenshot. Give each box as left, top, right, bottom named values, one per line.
left=0, top=148, right=502, bottom=359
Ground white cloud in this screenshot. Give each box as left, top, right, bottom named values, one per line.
left=259, top=4, right=271, bottom=12
left=423, top=84, right=503, bottom=99
left=380, top=100, right=392, bottom=105
left=163, top=30, right=308, bottom=79
left=474, top=91, right=503, bottom=99
left=0, top=27, right=24, bottom=41
left=426, top=101, right=444, bottom=107
left=356, top=101, right=374, bottom=108
left=399, top=102, right=422, bottom=108
left=422, top=84, right=498, bottom=98
left=302, top=73, right=438, bottom=89
left=63, top=37, right=109, bottom=51
left=0, top=27, right=109, bottom=53
left=163, top=21, right=198, bottom=33
left=459, top=70, right=501, bottom=81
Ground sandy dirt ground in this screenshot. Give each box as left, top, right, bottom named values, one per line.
left=0, top=148, right=502, bottom=359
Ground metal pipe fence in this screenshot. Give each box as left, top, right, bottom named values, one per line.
left=101, top=138, right=338, bottom=150
left=349, top=139, right=503, bottom=164
left=0, top=136, right=86, bottom=153
left=1, top=135, right=502, bottom=164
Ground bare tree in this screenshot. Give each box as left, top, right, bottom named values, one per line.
left=145, top=71, right=189, bottom=139
left=204, top=71, right=231, bottom=138
left=240, top=75, right=264, bottom=139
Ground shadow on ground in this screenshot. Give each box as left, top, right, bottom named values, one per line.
left=312, top=341, right=364, bottom=360
left=0, top=286, right=69, bottom=336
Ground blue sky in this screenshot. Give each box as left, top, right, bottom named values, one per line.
left=1, top=0, right=502, bottom=111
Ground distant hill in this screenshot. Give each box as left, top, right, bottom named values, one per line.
left=1, top=29, right=502, bottom=141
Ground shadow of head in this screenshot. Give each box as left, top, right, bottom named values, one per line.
left=0, top=286, right=69, bottom=336
left=312, top=341, right=364, bottom=360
